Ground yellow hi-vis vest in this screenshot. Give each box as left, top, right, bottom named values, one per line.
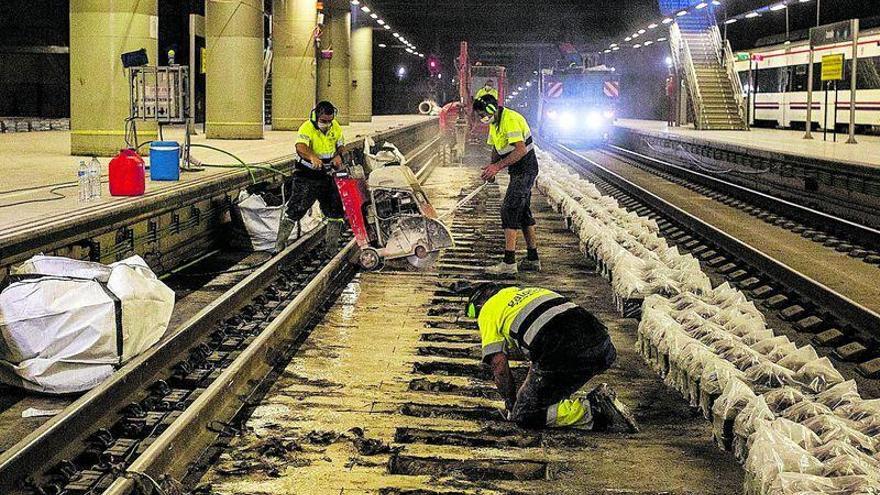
left=478, top=287, right=576, bottom=361
left=296, top=119, right=345, bottom=170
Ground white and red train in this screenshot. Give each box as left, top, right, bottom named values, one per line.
left=734, top=26, right=880, bottom=131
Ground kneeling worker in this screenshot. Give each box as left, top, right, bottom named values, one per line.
left=276, top=101, right=347, bottom=254
left=466, top=283, right=638, bottom=431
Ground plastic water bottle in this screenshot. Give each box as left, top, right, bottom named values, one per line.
left=78, top=161, right=89, bottom=203
left=89, top=157, right=102, bottom=200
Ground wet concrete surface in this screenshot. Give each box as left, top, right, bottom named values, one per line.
left=196, top=160, right=742, bottom=494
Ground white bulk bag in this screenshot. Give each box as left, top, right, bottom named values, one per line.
left=0, top=255, right=174, bottom=394
left=234, top=190, right=323, bottom=252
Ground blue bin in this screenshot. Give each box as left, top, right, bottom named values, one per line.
left=149, top=141, right=180, bottom=181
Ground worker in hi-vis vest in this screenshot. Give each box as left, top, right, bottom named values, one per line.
left=276, top=100, right=347, bottom=255
left=465, top=283, right=638, bottom=431
left=475, top=79, right=499, bottom=101
left=473, top=94, right=542, bottom=276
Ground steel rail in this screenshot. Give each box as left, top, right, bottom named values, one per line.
left=552, top=143, right=880, bottom=343
left=0, top=131, right=447, bottom=495
left=605, top=143, right=880, bottom=249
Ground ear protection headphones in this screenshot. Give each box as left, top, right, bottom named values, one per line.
left=474, top=95, right=499, bottom=117
left=311, top=101, right=338, bottom=126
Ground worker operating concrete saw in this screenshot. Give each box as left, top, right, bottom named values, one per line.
left=464, top=282, right=639, bottom=431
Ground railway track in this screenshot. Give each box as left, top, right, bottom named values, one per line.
left=0, top=138, right=448, bottom=495
left=550, top=143, right=880, bottom=396
left=601, top=144, right=880, bottom=265
left=195, top=154, right=740, bottom=495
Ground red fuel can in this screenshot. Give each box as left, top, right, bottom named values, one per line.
left=108, top=149, right=146, bottom=196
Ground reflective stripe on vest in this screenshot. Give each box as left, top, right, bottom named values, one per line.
left=521, top=302, right=578, bottom=347
left=507, top=294, right=567, bottom=346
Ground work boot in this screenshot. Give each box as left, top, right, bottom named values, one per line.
left=323, top=220, right=344, bottom=257
left=586, top=383, right=640, bottom=433
left=518, top=258, right=542, bottom=272
left=274, top=217, right=296, bottom=254
left=485, top=261, right=517, bottom=276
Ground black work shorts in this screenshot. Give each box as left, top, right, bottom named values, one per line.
left=501, top=172, right=538, bottom=230
left=285, top=172, right=345, bottom=221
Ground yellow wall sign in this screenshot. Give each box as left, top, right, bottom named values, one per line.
left=821, top=54, right=845, bottom=81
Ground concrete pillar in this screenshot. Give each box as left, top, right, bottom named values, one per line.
left=272, top=0, right=316, bottom=130
left=69, top=0, right=158, bottom=156
left=317, top=0, right=351, bottom=125
left=206, top=0, right=264, bottom=139
left=350, top=24, right=373, bottom=122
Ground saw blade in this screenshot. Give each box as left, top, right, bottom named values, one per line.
left=406, top=251, right=439, bottom=270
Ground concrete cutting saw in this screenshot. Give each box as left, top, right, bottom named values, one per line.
left=334, top=165, right=455, bottom=270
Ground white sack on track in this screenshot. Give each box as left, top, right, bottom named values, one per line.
left=0, top=255, right=174, bottom=394
left=233, top=191, right=323, bottom=252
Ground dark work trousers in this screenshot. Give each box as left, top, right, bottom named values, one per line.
left=510, top=313, right=617, bottom=429
left=285, top=171, right=345, bottom=222
left=501, top=172, right=538, bottom=230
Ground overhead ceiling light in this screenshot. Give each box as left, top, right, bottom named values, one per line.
left=712, top=0, right=721, bottom=4
left=370, top=13, right=378, bottom=19
left=526, top=81, right=532, bottom=86
left=725, top=18, right=738, bottom=24
left=393, top=32, right=400, bottom=38
left=696, top=2, right=708, bottom=9
left=769, top=3, right=787, bottom=10
left=378, top=43, right=387, bottom=48
left=662, top=17, right=674, bottom=24
left=360, top=5, right=370, bottom=13
left=644, top=40, right=653, bottom=46
left=624, top=36, right=632, bottom=42
left=612, top=46, right=620, bottom=51
left=648, top=23, right=658, bottom=29
left=377, top=19, right=385, bottom=25
left=405, top=48, right=413, bottom=53
left=604, top=49, right=611, bottom=53
left=676, top=10, right=688, bottom=16
left=638, top=29, right=646, bottom=34
left=384, top=25, right=391, bottom=29
left=632, top=33, right=640, bottom=38
left=610, top=43, right=618, bottom=48
left=419, top=53, right=425, bottom=58
left=633, top=44, right=642, bottom=49
left=657, top=37, right=667, bottom=42
left=350, top=0, right=360, bottom=4
left=745, top=11, right=760, bottom=18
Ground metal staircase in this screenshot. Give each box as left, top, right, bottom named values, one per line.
left=669, top=8, right=748, bottom=130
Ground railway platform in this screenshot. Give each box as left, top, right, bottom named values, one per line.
left=612, top=119, right=880, bottom=231
left=0, top=116, right=438, bottom=278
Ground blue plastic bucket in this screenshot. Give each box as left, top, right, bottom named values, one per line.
left=149, top=141, right=180, bottom=181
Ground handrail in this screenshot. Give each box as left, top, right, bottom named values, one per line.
left=722, top=37, right=749, bottom=129
left=671, top=23, right=705, bottom=128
